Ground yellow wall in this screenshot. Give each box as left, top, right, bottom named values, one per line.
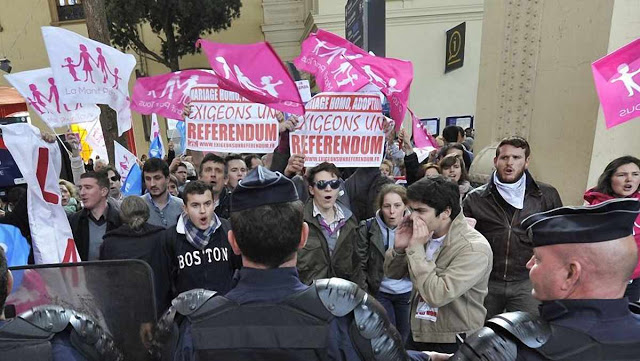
left=0, top=0, right=265, bottom=156
left=586, top=0, right=640, bottom=190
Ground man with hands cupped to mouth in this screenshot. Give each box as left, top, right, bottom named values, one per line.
left=385, top=176, right=493, bottom=355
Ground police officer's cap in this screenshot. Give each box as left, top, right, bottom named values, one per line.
left=230, top=166, right=299, bottom=212
left=521, top=198, right=640, bottom=247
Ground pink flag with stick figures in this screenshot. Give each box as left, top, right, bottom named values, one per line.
left=592, top=38, right=640, bottom=128
left=4, top=68, right=101, bottom=128
left=131, top=69, right=219, bottom=120
left=295, top=30, right=414, bottom=130
left=196, top=39, right=305, bottom=116
left=41, top=26, right=136, bottom=136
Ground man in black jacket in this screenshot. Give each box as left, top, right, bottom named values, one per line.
left=68, top=171, right=122, bottom=261
left=161, top=180, right=241, bottom=298
left=462, top=137, right=562, bottom=319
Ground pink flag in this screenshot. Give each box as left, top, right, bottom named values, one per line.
left=295, top=30, right=414, bottom=129
left=592, top=38, right=640, bottom=128
left=196, top=39, right=304, bottom=115
left=130, top=69, right=218, bottom=120
left=294, top=31, right=369, bottom=92
left=410, top=109, right=439, bottom=150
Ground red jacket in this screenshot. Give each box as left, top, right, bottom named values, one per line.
left=584, top=188, right=640, bottom=279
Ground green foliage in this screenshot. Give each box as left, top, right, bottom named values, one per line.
left=105, top=0, right=242, bottom=71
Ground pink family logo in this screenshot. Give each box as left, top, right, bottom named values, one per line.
left=147, top=74, right=199, bottom=104
left=27, top=78, right=83, bottom=115
left=61, top=44, right=122, bottom=89
left=214, top=56, right=284, bottom=98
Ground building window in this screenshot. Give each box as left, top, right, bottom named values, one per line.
left=49, top=0, right=85, bottom=25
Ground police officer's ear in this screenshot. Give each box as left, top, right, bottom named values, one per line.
left=298, top=222, right=309, bottom=250
left=228, top=230, right=242, bottom=256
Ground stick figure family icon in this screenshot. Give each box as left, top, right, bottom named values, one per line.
left=61, top=44, right=123, bottom=89
left=611, top=63, right=640, bottom=97
left=312, top=38, right=400, bottom=92
left=214, top=56, right=283, bottom=97
left=27, top=77, right=83, bottom=115
left=147, top=73, right=200, bottom=105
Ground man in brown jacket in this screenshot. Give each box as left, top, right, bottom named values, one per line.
left=385, top=176, right=493, bottom=354
left=462, top=136, right=562, bottom=319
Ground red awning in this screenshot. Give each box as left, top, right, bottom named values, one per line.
left=0, top=86, right=27, bottom=117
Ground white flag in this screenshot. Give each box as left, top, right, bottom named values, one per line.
left=114, top=141, right=137, bottom=180
left=41, top=26, right=136, bottom=136
left=84, top=118, right=109, bottom=161
left=0, top=123, right=80, bottom=264
left=4, top=68, right=101, bottom=128
left=149, top=113, right=165, bottom=158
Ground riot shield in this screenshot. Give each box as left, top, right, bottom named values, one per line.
left=5, top=260, right=157, bottom=361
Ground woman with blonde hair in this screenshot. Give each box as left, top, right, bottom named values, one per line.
left=59, top=179, right=81, bottom=215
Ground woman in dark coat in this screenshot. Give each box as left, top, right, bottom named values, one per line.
left=100, top=196, right=171, bottom=315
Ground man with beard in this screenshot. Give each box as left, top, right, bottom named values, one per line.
left=198, top=153, right=231, bottom=219
left=142, top=158, right=184, bottom=229
left=105, top=166, right=124, bottom=206
left=161, top=180, right=241, bottom=298
left=463, top=137, right=562, bottom=319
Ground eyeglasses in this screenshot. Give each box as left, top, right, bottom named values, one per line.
left=313, top=179, right=341, bottom=190
left=110, top=176, right=120, bottom=182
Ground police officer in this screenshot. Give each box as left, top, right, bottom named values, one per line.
left=453, top=198, right=640, bottom=360
left=0, top=247, right=122, bottom=361
left=154, top=166, right=451, bottom=361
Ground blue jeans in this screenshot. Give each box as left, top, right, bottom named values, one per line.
left=376, top=290, right=412, bottom=343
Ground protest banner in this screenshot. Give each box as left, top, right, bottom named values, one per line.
left=592, top=38, right=640, bottom=128
left=295, top=29, right=414, bottom=129
left=4, top=68, right=100, bottom=128
left=186, top=85, right=280, bottom=153
left=0, top=123, right=80, bottom=264
left=42, top=26, right=136, bottom=136
left=130, top=69, right=218, bottom=120
left=114, top=141, right=137, bottom=180
left=289, top=92, right=385, bottom=167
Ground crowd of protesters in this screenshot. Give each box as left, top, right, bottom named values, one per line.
left=0, top=117, right=638, bottom=360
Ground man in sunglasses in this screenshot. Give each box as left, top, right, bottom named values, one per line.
left=105, top=166, right=124, bottom=206
left=297, top=162, right=367, bottom=288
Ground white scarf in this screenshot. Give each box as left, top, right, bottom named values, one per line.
left=493, top=171, right=526, bottom=209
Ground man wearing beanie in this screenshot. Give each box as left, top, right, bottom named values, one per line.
left=453, top=198, right=640, bottom=361
left=155, top=166, right=451, bottom=361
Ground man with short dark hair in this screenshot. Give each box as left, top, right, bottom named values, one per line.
left=69, top=171, right=122, bottom=261
left=198, top=153, right=231, bottom=219
left=244, top=154, right=263, bottom=171
left=454, top=199, right=640, bottom=360
left=161, top=180, right=241, bottom=298
left=463, top=136, right=562, bottom=319
left=173, top=162, right=189, bottom=192
left=442, top=125, right=464, bottom=145
left=385, top=176, right=492, bottom=354
left=142, top=158, right=184, bottom=228
left=224, top=153, right=247, bottom=191
left=159, top=167, right=449, bottom=361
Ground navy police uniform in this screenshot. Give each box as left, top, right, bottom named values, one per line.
left=0, top=305, right=122, bottom=361
left=153, top=166, right=431, bottom=361
left=452, top=198, right=640, bottom=361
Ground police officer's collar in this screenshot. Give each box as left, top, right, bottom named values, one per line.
left=235, top=267, right=301, bottom=289
left=540, top=298, right=633, bottom=321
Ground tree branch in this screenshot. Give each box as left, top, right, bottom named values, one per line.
left=129, top=34, right=171, bottom=69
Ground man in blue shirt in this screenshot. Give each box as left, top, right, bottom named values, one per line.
left=142, top=157, right=184, bottom=228
left=156, top=166, right=450, bottom=361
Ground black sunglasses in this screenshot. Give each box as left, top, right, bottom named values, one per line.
left=110, top=176, right=120, bottom=182
left=313, top=179, right=341, bottom=190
